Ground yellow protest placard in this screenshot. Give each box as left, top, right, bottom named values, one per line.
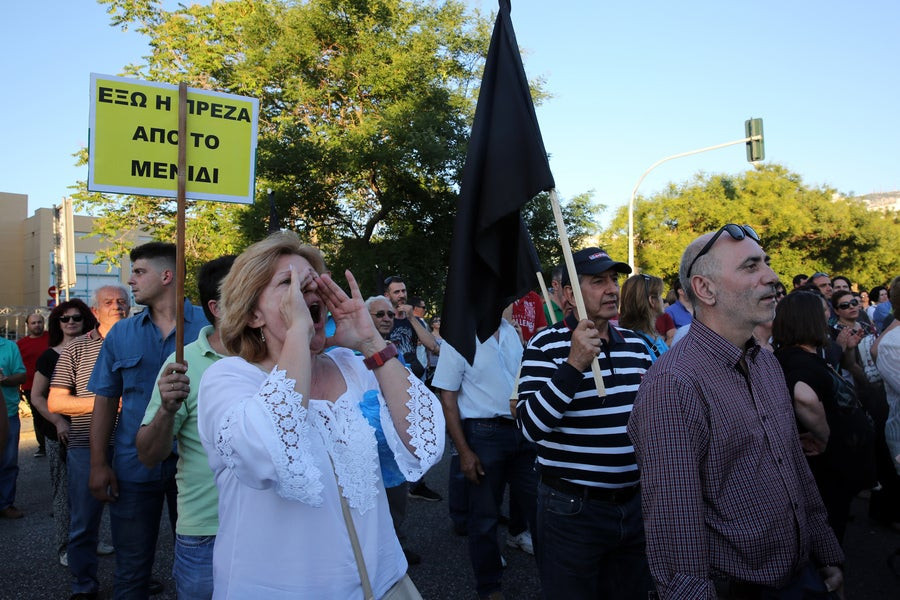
left=88, top=74, right=259, bottom=204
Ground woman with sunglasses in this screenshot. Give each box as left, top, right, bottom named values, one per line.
left=28, top=299, right=98, bottom=566
left=830, top=290, right=879, bottom=385
left=618, top=274, right=668, bottom=361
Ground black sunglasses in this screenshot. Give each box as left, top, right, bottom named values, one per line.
left=59, top=314, right=84, bottom=323
left=836, top=299, right=859, bottom=310
left=686, top=224, right=760, bottom=279
left=371, top=310, right=396, bottom=319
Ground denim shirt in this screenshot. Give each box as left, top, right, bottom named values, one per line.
left=88, top=300, right=209, bottom=482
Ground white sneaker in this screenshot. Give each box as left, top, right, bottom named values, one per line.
left=96, top=542, right=115, bottom=555
left=59, top=551, right=68, bottom=567
left=506, top=531, right=534, bottom=555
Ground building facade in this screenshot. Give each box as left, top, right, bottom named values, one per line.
left=1, top=192, right=149, bottom=337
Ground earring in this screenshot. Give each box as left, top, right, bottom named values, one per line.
left=259, top=328, right=266, bottom=343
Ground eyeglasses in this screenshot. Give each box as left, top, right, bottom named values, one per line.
left=371, top=310, right=396, bottom=319
left=836, top=299, right=860, bottom=310
left=59, top=314, right=84, bottom=323
left=686, top=224, right=760, bottom=279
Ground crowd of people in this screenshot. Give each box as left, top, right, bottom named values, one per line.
left=0, top=226, right=898, bottom=599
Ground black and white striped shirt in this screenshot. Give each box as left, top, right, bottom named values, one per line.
left=516, top=313, right=652, bottom=489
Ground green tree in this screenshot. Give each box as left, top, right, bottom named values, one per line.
left=599, top=164, right=900, bottom=288
left=525, top=190, right=603, bottom=273
left=87, top=0, right=494, bottom=302
left=71, top=149, right=247, bottom=301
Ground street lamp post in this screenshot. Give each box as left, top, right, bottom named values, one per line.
left=627, top=121, right=764, bottom=271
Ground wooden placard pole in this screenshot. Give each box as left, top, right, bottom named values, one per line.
left=548, top=189, right=606, bottom=397
left=175, top=82, right=187, bottom=364
left=536, top=270, right=557, bottom=325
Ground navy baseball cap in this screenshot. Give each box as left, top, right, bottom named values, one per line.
left=561, top=247, right=632, bottom=286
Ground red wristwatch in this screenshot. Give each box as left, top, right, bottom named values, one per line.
left=363, top=343, right=399, bottom=370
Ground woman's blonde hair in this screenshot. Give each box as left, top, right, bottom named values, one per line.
left=218, top=231, right=327, bottom=362
left=618, top=274, right=664, bottom=337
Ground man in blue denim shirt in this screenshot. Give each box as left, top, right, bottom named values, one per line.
left=88, top=242, right=208, bottom=599
left=136, top=255, right=234, bottom=600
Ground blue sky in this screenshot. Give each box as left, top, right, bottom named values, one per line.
left=3, top=1, right=899, bottom=226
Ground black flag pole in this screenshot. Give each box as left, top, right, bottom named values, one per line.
left=267, top=188, right=281, bottom=233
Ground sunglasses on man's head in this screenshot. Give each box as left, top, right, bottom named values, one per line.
left=371, top=310, right=396, bottom=319
left=384, top=275, right=402, bottom=286
left=836, top=299, right=860, bottom=310
left=686, top=224, right=760, bottom=279
left=59, top=314, right=84, bottom=323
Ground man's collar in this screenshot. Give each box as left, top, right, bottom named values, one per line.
left=134, top=298, right=197, bottom=322
left=195, top=325, right=224, bottom=357
left=688, top=318, right=760, bottom=367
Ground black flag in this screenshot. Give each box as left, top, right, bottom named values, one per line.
left=440, top=0, right=554, bottom=364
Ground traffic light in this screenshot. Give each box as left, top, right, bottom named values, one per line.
left=745, top=118, right=764, bottom=162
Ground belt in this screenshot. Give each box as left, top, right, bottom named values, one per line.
left=712, top=563, right=817, bottom=600
left=467, top=417, right=517, bottom=427
left=541, top=475, right=639, bottom=504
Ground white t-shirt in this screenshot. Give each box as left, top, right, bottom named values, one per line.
left=198, top=347, right=444, bottom=598
left=431, top=320, right=522, bottom=420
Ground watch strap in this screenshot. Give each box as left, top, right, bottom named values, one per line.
left=363, top=343, right=399, bottom=370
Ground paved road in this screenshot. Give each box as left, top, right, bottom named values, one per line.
left=1, top=412, right=898, bottom=599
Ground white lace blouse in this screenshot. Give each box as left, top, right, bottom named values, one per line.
left=197, top=347, right=444, bottom=599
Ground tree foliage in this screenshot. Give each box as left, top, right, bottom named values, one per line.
left=525, top=191, right=602, bottom=273
left=71, top=149, right=247, bottom=300
left=78, top=0, right=595, bottom=309
left=84, top=0, right=493, bottom=302
left=599, top=163, right=900, bottom=289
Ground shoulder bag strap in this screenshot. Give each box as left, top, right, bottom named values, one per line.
left=332, top=458, right=376, bottom=600
left=631, top=330, right=661, bottom=359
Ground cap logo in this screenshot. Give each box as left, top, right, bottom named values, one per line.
left=588, top=252, right=609, bottom=261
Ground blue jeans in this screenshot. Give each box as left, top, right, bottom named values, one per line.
left=173, top=534, right=215, bottom=600
left=109, top=456, right=177, bottom=600
left=448, top=440, right=468, bottom=532
left=0, top=414, right=20, bottom=509
left=68, top=447, right=106, bottom=594
left=535, top=481, right=653, bottom=600
left=463, top=418, right=538, bottom=598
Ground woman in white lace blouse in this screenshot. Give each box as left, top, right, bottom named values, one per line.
left=197, top=232, right=444, bottom=599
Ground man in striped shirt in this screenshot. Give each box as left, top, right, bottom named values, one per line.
left=517, top=247, right=654, bottom=599
left=49, top=284, right=130, bottom=598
